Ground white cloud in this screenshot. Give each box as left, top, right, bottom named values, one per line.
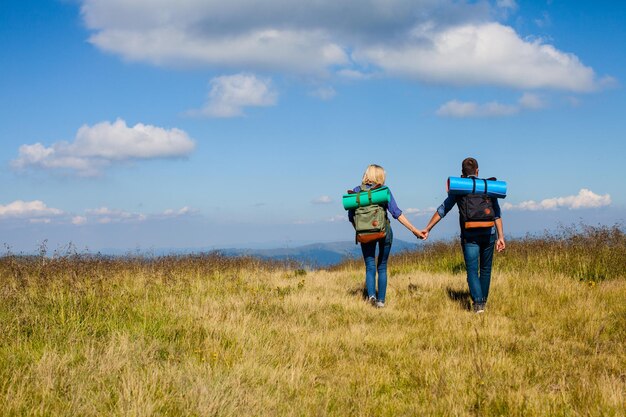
left=1, top=201, right=197, bottom=226
left=327, top=214, right=346, bottom=222
left=72, top=216, right=88, bottom=226
left=79, top=206, right=195, bottom=224
left=86, top=207, right=117, bottom=216
left=404, top=207, right=437, bottom=216
left=30, top=218, right=51, bottom=224
left=190, top=73, right=277, bottom=118
left=79, top=1, right=608, bottom=91
left=310, top=86, right=336, bottom=101
left=437, top=92, right=546, bottom=117
left=90, top=28, right=349, bottom=75
left=162, top=206, right=194, bottom=217
left=85, top=206, right=147, bottom=223
left=12, top=119, right=195, bottom=176
left=356, top=22, right=601, bottom=92
left=534, top=12, right=551, bottom=28
left=0, top=200, right=64, bottom=219
left=496, top=0, right=518, bottom=10
left=312, top=196, right=333, bottom=204
left=598, top=76, right=619, bottom=89
left=503, top=189, right=611, bottom=211
left=437, top=100, right=518, bottom=117
left=337, top=69, right=375, bottom=80
left=494, top=0, right=518, bottom=19
left=518, top=92, right=545, bottom=109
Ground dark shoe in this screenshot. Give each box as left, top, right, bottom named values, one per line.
left=473, top=303, right=486, bottom=314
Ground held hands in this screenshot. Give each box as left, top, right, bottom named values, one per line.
left=413, top=229, right=426, bottom=240
left=496, top=238, right=506, bottom=252
left=421, top=229, right=429, bottom=240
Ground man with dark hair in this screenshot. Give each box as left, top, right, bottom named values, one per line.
left=422, top=158, right=506, bottom=313
left=462, top=157, right=479, bottom=177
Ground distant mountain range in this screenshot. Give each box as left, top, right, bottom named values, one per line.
left=217, top=240, right=419, bottom=267
left=95, top=240, right=419, bottom=267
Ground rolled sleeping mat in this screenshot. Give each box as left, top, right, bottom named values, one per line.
left=447, top=177, right=507, bottom=199
left=342, top=186, right=391, bottom=210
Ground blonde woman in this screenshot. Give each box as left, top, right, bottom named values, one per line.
left=348, top=164, right=425, bottom=308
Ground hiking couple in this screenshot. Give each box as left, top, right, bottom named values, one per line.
left=348, top=158, right=506, bottom=313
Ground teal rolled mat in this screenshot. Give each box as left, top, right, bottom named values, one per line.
left=342, top=186, right=390, bottom=210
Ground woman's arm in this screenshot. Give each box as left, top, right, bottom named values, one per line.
left=397, top=214, right=425, bottom=239
left=387, top=190, right=424, bottom=239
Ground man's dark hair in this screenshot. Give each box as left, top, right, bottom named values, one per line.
left=462, top=157, right=479, bottom=177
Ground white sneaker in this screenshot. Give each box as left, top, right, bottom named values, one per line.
left=375, top=301, right=385, bottom=308
left=368, top=296, right=377, bottom=306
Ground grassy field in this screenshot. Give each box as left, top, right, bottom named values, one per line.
left=1, top=225, right=625, bottom=416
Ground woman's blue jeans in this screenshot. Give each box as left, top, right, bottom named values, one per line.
left=461, top=233, right=496, bottom=304
left=360, top=227, right=393, bottom=302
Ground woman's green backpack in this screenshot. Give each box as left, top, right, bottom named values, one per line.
left=354, top=205, right=388, bottom=243
left=351, top=184, right=388, bottom=243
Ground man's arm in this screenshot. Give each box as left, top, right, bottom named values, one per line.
left=493, top=199, right=505, bottom=252
left=495, top=218, right=505, bottom=252
left=422, top=195, right=456, bottom=239
left=422, top=212, right=442, bottom=240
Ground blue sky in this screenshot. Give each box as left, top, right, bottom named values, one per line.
left=1, top=0, right=624, bottom=252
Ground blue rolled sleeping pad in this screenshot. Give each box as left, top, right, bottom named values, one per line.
left=447, top=177, right=507, bottom=199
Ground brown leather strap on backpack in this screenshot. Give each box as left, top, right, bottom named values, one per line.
left=465, top=221, right=495, bottom=229
left=357, top=232, right=386, bottom=243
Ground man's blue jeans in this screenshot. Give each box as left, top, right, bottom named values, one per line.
left=461, top=233, right=496, bottom=304
left=361, top=227, right=393, bottom=302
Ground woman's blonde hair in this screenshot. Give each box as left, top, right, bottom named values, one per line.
left=361, top=164, right=386, bottom=185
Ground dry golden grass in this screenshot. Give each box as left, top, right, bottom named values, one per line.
left=0, top=226, right=625, bottom=416
left=335, top=223, right=626, bottom=282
